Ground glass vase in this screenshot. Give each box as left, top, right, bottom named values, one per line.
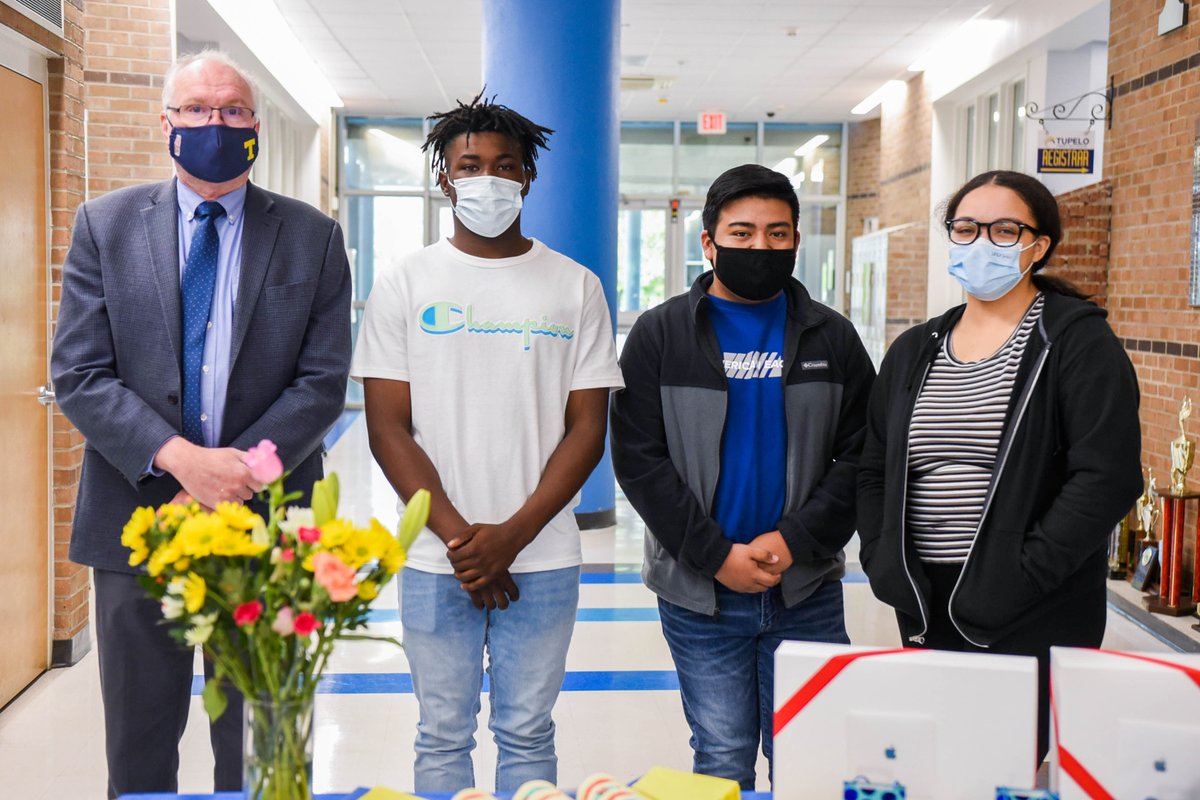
left=243, top=695, right=314, bottom=800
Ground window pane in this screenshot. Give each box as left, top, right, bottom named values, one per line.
left=965, top=106, right=976, bottom=178
left=1011, top=80, right=1026, bottom=171
left=986, top=93, right=1000, bottom=170
left=797, top=202, right=839, bottom=310
left=683, top=207, right=708, bottom=286
left=345, top=195, right=425, bottom=303
left=678, top=123, right=758, bottom=198
left=762, top=125, right=842, bottom=196
left=345, top=195, right=425, bottom=405
left=620, top=123, right=675, bottom=195
left=616, top=209, right=668, bottom=311
left=344, top=119, right=427, bottom=191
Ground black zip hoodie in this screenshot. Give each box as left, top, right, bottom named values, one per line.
left=857, top=291, right=1142, bottom=647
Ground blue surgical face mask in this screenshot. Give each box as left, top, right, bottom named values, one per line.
left=948, top=239, right=1036, bottom=301
left=168, top=124, right=259, bottom=184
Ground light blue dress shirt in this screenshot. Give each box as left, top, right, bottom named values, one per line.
left=175, top=179, right=247, bottom=448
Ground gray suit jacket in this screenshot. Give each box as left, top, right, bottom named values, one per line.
left=52, top=179, right=352, bottom=573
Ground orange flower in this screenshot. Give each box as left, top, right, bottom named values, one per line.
left=312, top=551, right=357, bottom=602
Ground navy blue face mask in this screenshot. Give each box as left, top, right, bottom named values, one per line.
left=168, top=124, right=259, bottom=183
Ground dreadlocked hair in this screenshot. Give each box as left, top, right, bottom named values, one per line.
left=423, top=90, right=554, bottom=180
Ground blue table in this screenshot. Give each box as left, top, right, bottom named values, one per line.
left=122, top=791, right=774, bottom=799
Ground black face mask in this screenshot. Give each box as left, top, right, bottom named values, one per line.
left=711, top=244, right=795, bottom=301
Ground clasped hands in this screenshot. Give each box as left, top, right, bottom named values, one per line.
left=446, top=522, right=527, bottom=611
left=155, top=438, right=264, bottom=510
left=714, top=530, right=794, bottom=593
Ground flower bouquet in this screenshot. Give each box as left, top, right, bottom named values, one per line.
left=121, top=440, right=429, bottom=800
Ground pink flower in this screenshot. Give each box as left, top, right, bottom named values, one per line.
left=243, top=440, right=284, bottom=485
left=234, top=600, right=263, bottom=626
left=297, top=527, right=321, bottom=544
left=312, top=551, right=358, bottom=602
left=281, top=548, right=295, bottom=562
left=272, top=607, right=295, bottom=636
left=293, top=611, right=319, bottom=637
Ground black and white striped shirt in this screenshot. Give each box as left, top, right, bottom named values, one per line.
left=906, top=294, right=1045, bottom=563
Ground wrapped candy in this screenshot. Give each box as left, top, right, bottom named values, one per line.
left=577, top=773, right=646, bottom=800
left=450, top=790, right=498, bottom=800
left=511, top=779, right=571, bottom=800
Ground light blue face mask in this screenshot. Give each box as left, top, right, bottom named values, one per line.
left=948, top=239, right=1035, bottom=301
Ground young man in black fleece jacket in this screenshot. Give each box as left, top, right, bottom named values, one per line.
left=611, top=164, right=875, bottom=790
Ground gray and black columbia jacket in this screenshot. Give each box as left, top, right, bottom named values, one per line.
left=610, top=272, right=876, bottom=615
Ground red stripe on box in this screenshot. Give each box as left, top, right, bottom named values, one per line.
left=1058, top=746, right=1114, bottom=800
left=772, top=648, right=908, bottom=737
left=1053, top=649, right=1200, bottom=800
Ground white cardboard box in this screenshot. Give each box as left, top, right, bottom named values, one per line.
left=1049, top=647, right=1200, bottom=800
left=773, top=642, right=1037, bottom=800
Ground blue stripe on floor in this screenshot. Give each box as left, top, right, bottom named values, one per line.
left=365, top=607, right=661, bottom=623
left=191, top=670, right=679, bottom=695
left=577, top=569, right=867, bottom=584
left=580, top=572, right=642, bottom=584
left=323, top=409, right=361, bottom=452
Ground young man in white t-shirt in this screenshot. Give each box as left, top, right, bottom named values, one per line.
left=351, top=94, right=624, bottom=793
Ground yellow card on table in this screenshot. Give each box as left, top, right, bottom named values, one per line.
left=355, top=788, right=423, bottom=800
left=631, top=766, right=740, bottom=800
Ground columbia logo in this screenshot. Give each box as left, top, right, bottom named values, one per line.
left=801, top=360, right=829, bottom=370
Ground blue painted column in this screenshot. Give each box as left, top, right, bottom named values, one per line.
left=482, top=0, right=620, bottom=529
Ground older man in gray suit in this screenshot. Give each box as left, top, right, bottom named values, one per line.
left=51, top=51, right=351, bottom=798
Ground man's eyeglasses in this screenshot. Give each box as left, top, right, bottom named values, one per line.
left=945, top=217, right=1041, bottom=248
left=167, top=104, right=257, bottom=127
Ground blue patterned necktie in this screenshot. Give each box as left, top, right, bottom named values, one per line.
left=181, top=200, right=226, bottom=444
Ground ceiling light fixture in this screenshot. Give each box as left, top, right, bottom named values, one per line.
left=793, top=134, right=829, bottom=158
left=205, top=0, right=343, bottom=124
left=851, top=81, right=905, bottom=115
left=772, top=157, right=798, bottom=175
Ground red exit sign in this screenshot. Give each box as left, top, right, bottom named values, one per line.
left=697, top=111, right=727, bottom=135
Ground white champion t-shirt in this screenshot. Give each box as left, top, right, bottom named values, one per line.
left=350, top=238, right=624, bottom=574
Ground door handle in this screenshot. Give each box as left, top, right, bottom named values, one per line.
left=37, top=385, right=55, bottom=407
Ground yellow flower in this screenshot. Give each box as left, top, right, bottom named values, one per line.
left=175, top=514, right=226, bottom=558
left=147, top=539, right=184, bottom=577
left=357, top=580, right=379, bottom=601
left=215, top=502, right=263, bottom=531
left=182, top=572, right=206, bottom=613
left=121, top=507, right=155, bottom=566
left=380, top=541, right=406, bottom=574
left=210, top=526, right=269, bottom=558
left=336, top=528, right=376, bottom=569
left=319, top=518, right=355, bottom=548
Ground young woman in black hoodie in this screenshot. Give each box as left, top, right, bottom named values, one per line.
left=857, top=170, right=1142, bottom=763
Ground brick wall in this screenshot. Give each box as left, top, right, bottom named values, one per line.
left=49, top=0, right=90, bottom=664
left=83, top=0, right=175, bottom=197
left=1106, top=0, right=1200, bottom=578
left=1047, top=180, right=1112, bottom=307
left=845, top=118, right=881, bottom=310
left=878, top=74, right=932, bottom=345
left=1106, top=0, right=1200, bottom=489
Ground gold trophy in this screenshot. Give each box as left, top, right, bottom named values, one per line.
left=1136, top=469, right=1160, bottom=543
left=1131, top=470, right=1162, bottom=592
left=1170, top=397, right=1194, bottom=495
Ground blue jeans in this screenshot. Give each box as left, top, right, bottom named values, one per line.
left=658, top=580, right=850, bottom=790
left=400, top=566, right=579, bottom=793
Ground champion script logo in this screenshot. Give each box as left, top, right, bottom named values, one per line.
left=418, top=301, right=575, bottom=351
left=723, top=351, right=783, bottom=380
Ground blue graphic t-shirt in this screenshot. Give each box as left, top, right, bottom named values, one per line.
left=706, top=293, right=788, bottom=544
